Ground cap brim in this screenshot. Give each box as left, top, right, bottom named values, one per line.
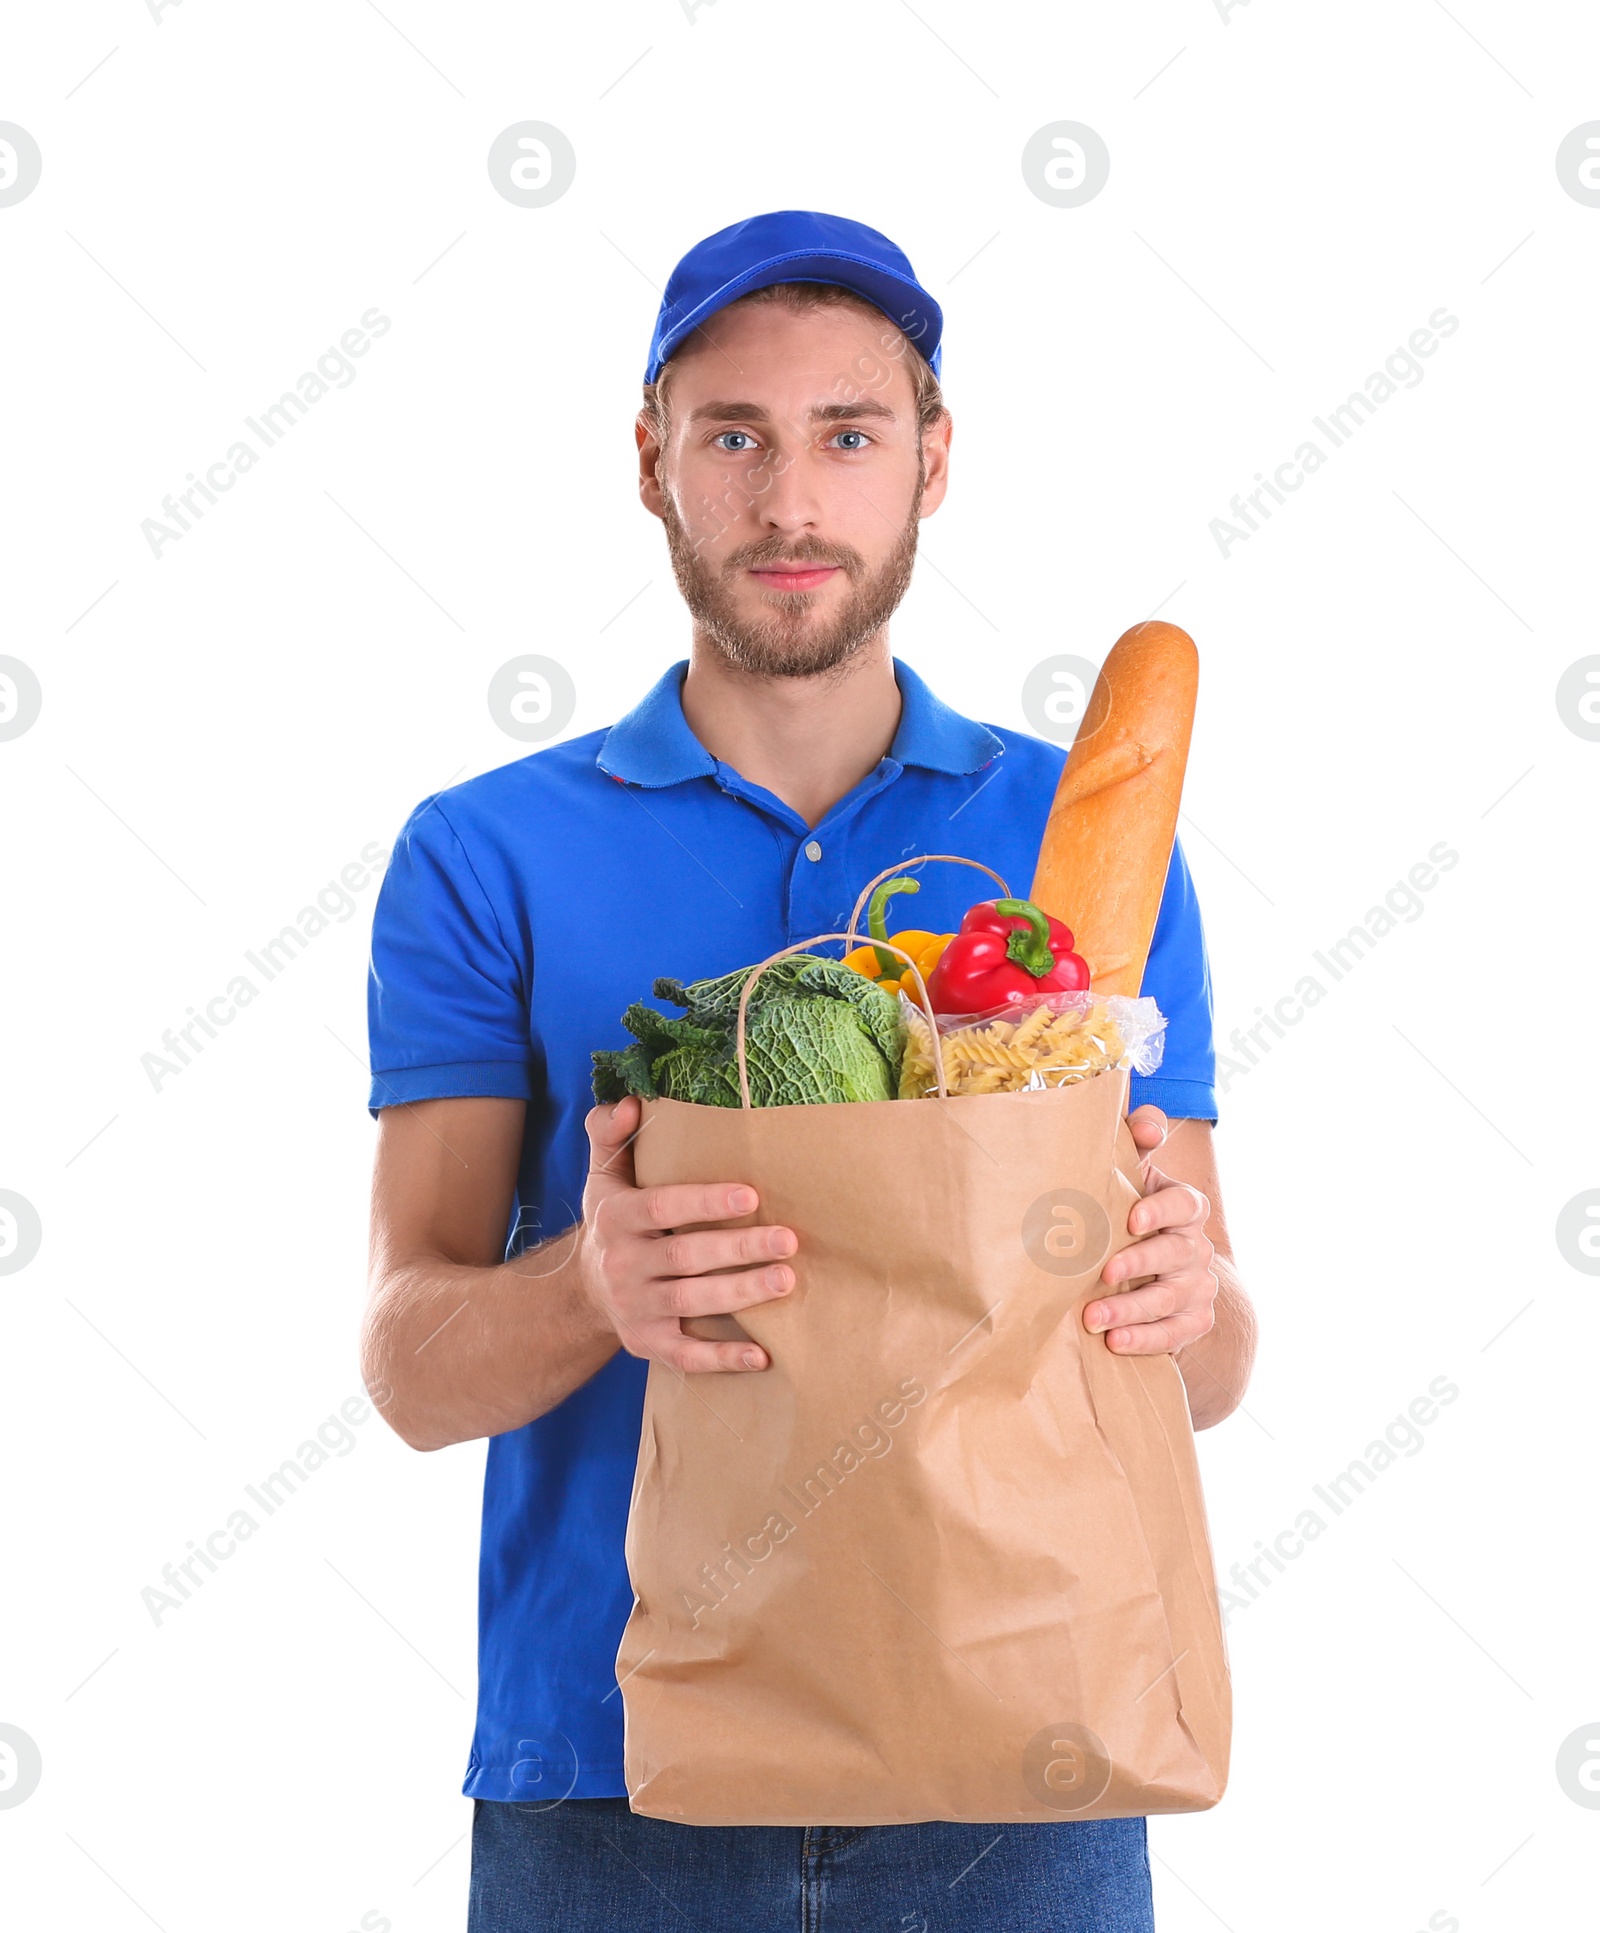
left=647, top=247, right=942, bottom=383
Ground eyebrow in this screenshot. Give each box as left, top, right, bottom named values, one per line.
left=686, top=396, right=900, bottom=427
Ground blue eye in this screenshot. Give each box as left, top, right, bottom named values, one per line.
left=714, top=431, right=758, bottom=452
left=832, top=430, right=870, bottom=450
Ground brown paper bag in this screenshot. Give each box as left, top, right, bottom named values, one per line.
left=617, top=939, right=1230, bottom=1826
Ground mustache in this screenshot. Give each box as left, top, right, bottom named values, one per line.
left=725, top=536, right=862, bottom=574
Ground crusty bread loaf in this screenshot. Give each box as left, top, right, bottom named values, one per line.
left=1028, top=621, right=1198, bottom=998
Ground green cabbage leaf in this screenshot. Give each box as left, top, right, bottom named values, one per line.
left=591, top=956, right=903, bottom=1108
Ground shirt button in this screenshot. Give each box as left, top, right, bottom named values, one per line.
left=804, top=840, right=822, bottom=862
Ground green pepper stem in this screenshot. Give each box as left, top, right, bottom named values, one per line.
left=867, top=876, right=919, bottom=975
left=993, top=897, right=1057, bottom=978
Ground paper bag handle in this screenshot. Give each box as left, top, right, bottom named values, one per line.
left=733, top=935, right=949, bottom=1107
left=845, top=855, right=1011, bottom=944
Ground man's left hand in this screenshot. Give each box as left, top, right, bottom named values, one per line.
left=1083, top=1105, right=1218, bottom=1356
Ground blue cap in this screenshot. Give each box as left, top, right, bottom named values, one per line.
left=646, top=210, right=942, bottom=385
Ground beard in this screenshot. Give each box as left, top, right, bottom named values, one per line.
left=660, top=477, right=923, bottom=680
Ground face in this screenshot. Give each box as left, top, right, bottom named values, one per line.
left=638, top=300, right=950, bottom=679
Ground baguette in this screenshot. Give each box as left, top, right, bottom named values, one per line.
left=1028, top=621, right=1198, bottom=998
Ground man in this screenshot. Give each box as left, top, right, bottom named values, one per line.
left=363, top=210, right=1256, bottom=1932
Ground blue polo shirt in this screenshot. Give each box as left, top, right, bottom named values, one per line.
left=366, top=657, right=1217, bottom=1804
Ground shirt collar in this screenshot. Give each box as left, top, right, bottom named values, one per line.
left=596, top=658, right=1003, bottom=788
left=887, top=658, right=1004, bottom=775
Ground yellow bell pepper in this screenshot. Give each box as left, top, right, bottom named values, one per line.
left=844, top=880, right=954, bottom=995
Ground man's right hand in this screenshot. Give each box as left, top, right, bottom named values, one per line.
left=580, top=1096, right=798, bottom=1374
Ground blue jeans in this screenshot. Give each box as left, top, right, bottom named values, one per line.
left=468, top=1797, right=1154, bottom=1932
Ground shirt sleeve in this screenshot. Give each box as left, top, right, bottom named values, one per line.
left=366, top=795, right=535, bottom=1115
left=1129, top=836, right=1218, bottom=1123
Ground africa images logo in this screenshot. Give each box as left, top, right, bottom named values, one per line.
left=1021, top=1721, right=1114, bottom=1812
left=1021, top=1189, right=1112, bottom=1278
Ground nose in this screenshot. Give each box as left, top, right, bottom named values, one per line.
left=751, top=443, right=824, bottom=539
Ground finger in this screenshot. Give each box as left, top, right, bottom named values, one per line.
left=1127, top=1172, right=1210, bottom=1237
left=1085, top=1280, right=1177, bottom=1332
left=1086, top=1272, right=1215, bottom=1334
left=585, top=1098, right=642, bottom=1189
left=661, top=1336, right=771, bottom=1375
left=615, top=1313, right=770, bottom=1374
left=586, top=1095, right=639, bottom=1150
left=1100, top=1230, right=1208, bottom=1288
left=1102, top=1309, right=1215, bottom=1356
left=652, top=1223, right=797, bottom=1280
left=1126, top=1105, right=1168, bottom=1149
left=617, top=1179, right=764, bottom=1234
left=651, top=1262, right=797, bottom=1322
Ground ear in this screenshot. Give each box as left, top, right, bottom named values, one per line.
left=917, top=410, right=953, bottom=518
left=637, top=411, right=666, bottom=521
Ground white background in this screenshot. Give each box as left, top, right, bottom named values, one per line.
left=3, top=2, right=1597, bottom=1929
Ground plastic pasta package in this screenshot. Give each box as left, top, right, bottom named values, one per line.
left=898, top=989, right=1167, bottom=1099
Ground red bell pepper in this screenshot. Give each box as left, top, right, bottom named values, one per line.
left=923, top=897, right=1090, bottom=1014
